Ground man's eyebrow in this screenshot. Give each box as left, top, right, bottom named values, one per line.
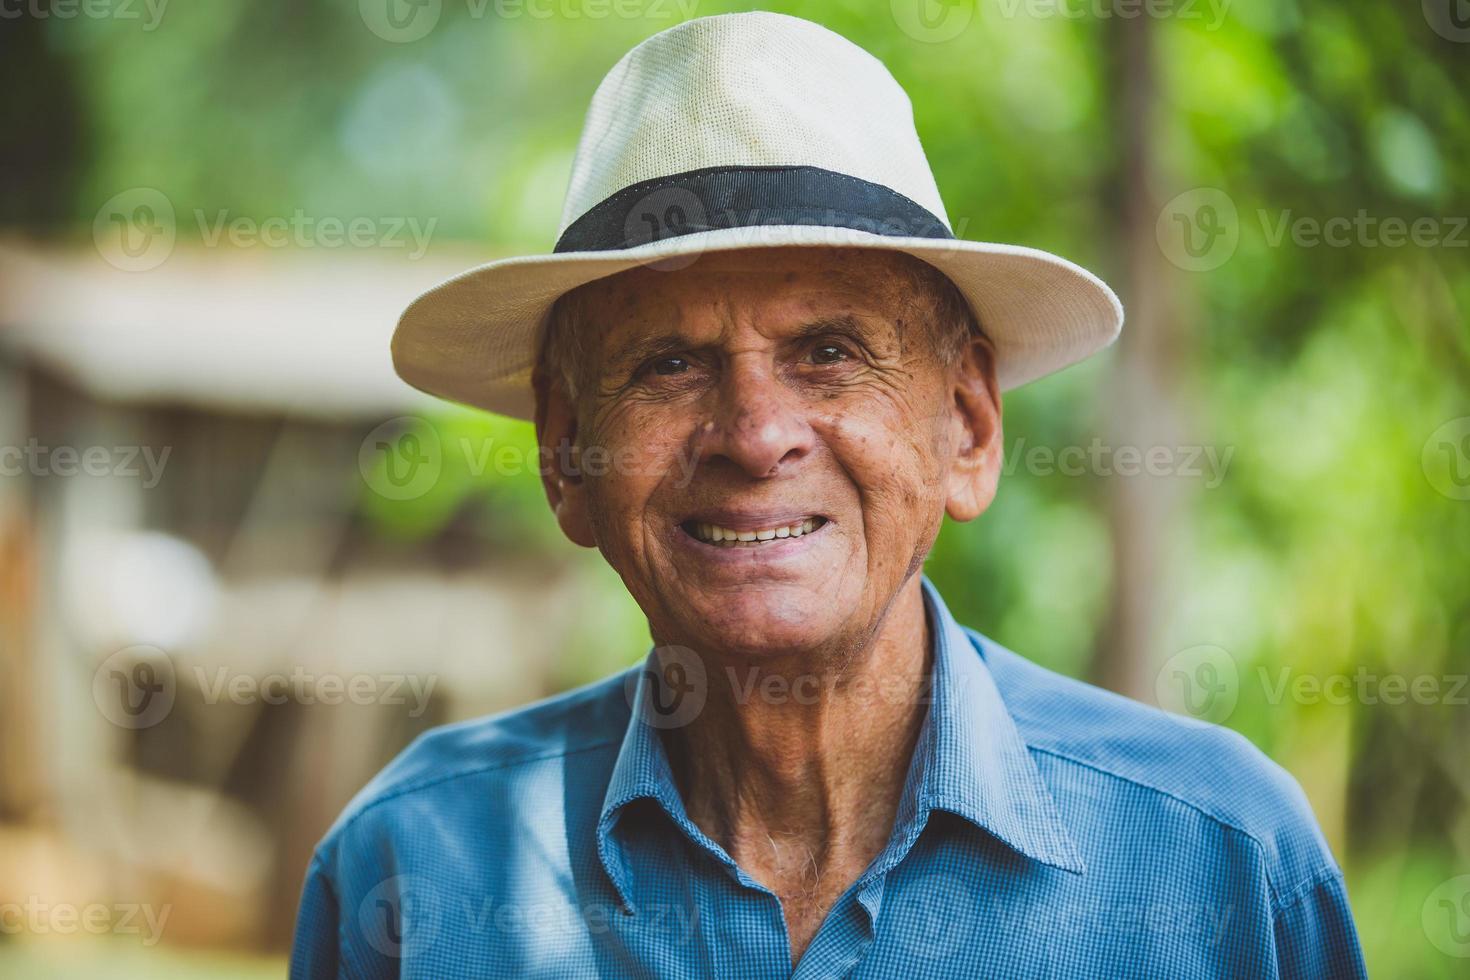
left=790, top=314, right=869, bottom=339
left=608, top=333, right=691, bottom=371
left=607, top=315, right=886, bottom=370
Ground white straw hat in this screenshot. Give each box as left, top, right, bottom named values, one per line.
left=392, top=11, right=1123, bottom=420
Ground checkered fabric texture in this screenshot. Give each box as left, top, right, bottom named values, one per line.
left=290, top=578, right=1365, bottom=979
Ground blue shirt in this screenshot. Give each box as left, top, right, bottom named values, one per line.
left=290, top=578, right=1365, bottom=978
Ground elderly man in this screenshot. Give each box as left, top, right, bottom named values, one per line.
left=291, top=12, right=1364, bottom=979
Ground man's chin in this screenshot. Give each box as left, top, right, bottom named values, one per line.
left=667, top=589, right=848, bottom=662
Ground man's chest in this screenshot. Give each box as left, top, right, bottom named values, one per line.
left=773, top=876, right=858, bottom=966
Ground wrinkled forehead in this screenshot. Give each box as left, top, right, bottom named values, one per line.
left=565, top=247, right=925, bottom=351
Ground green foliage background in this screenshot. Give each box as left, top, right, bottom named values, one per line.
left=5, top=0, right=1468, bottom=973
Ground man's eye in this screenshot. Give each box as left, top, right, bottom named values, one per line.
left=651, top=357, right=689, bottom=376
left=810, top=344, right=848, bottom=365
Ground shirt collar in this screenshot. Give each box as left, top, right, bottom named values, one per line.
left=906, top=576, right=1086, bottom=874
left=596, top=576, right=1085, bottom=905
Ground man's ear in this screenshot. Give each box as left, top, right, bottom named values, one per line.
left=532, top=361, right=598, bottom=548
left=944, top=334, right=1003, bottom=522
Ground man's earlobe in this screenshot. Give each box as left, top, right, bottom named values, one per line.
left=944, top=335, right=1003, bottom=523
left=532, top=364, right=598, bottom=548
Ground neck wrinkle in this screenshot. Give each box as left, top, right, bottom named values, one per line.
left=665, top=575, right=933, bottom=872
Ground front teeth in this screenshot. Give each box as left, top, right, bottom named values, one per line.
left=691, top=518, right=822, bottom=546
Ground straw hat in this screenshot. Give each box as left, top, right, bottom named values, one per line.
left=392, top=12, right=1123, bottom=419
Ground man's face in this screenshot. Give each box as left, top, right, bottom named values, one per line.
left=537, top=247, right=999, bottom=662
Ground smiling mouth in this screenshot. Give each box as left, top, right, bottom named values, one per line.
left=680, top=517, right=829, bottom=547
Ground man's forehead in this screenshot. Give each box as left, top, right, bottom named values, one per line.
left=574, top=248, right=915, bottom=347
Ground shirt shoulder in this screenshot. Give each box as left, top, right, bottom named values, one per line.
left=968, top=627, right=1340, bottom=906
left=316, top=666, right=634, bottom=849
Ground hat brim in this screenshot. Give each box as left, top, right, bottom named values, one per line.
left=391, top=224, right=1123, bottom=420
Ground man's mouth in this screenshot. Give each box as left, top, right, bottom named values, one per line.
left=680, top=516, right=829, bottom=547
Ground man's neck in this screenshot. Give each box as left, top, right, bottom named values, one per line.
left=662, top=575, right=933, bottom=962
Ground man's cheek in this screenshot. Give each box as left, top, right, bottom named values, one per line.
left=589, top=413, right=687, bottom=485
left=865, top=471, right=945, bottom=543
left=868, top=438, right=944, bottom=503
left=584, top=462, right=665, bottom=549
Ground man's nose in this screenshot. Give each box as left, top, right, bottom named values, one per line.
left=691, top=359, right=814, bottom=478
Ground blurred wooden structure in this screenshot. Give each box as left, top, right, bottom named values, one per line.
left=0, top=240, right=618, bottom=950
